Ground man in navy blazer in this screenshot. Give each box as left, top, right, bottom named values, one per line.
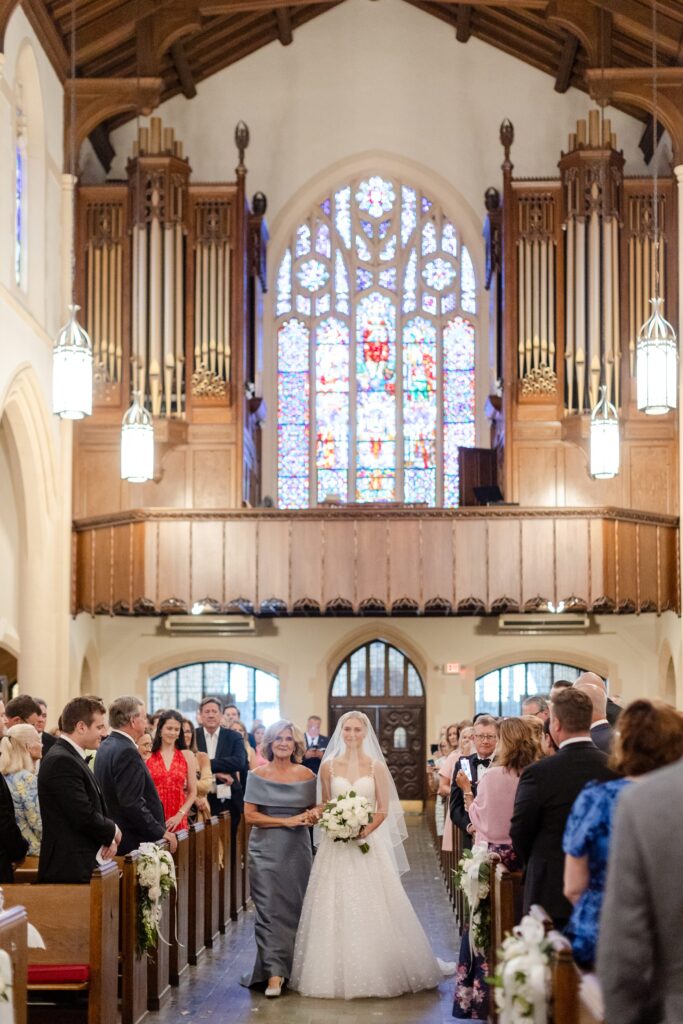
left=95, top=696, right=176, bottom=855
left=195, top=696, right=248, bottom=835
left=38, top=696, right=120, bottom=883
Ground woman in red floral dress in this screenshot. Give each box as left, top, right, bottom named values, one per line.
left=147, top=710, right=197, bottom=831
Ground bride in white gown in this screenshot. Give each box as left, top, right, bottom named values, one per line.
left=290, top=710, right=449, bottom=999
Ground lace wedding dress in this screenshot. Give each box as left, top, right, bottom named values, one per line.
left=289, top=768, right=444, bottom=999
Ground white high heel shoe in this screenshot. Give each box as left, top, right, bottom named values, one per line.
left=265, top=978, right=284, bottom=997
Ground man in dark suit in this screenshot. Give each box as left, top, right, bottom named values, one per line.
left=35, top=698, right=56, bottom=754
left=195, top=696, right=248, bottom=835
left=95, top=695, right=175, bottom=855
left=4, top=694, right=41, bottom=729
left=450, top=715, right=499, bottom=849
left=0, top=771, right=28, bottom=881
left=574, top=679, right=614, bottom=753
left=301, top=715, right=329, bottom=774
left=38, top=696, right=120, bottom=883
left=510, top=687, right=617, bottom=927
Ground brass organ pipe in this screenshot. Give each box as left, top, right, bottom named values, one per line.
left=603, top=219, right=613, bottom=402
left=175, top=224, right=184, bottom=416
left=540, top=238, right=548, bottom=368
left=612, top=220, right=620, bottom=407
left=532, top=237, right=540, bottom=369
left=217, top=242, right=225, bottom=381
left=524, top=238, right=532, bottom=377
left=163, top=223, right=175, bottom=417
left=87, top=243, right=95, bottom=365
left=202, top=243, right=209, bottom=369
left=643, top=235, right=651, bottom=329
left=149, top=209, right=163, bottom=416
left=103, top=243, right=112, bottom=381
left=224, top=242, right=231, bottom=382
left=194, top=245, right=202, bottom=367
left=628, top=235, right=635, bottom=378
left=115, top=237, right=122, bottom=385
left=635, top=234, right=643, bottom=374
left=575, top=218, right=586, bottom=412
left=93, top=245, right=102, bottom=374
left=137, top=224, right=148, bottom=396
left=588, top=204, right=600, bottom=410
left=565, top=218, right=575, bottom=412
left=548, top=240, right=555, bottom=376
left=517, top=240, right=525, bottom=379
left=209, top=241, right=217, bottom=375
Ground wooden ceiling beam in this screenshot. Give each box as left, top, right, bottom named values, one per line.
left=87, top=123, right=115, bottom=174
left=546, top=0, right=610, bottom=68
left=455, top=4, right=472, bottom=43
left=554, top=31, right=579, bottom=93
left=275, top=7, right=293, bottom=45
left=0, top=0, right=19, bottom=53
left=586, top=66, right=683, bottom=162
left=170, top=40, right=197, bottom=97
left=586, top=0, right=683, bottom=62
left=64, top=76, right=162, bottom=167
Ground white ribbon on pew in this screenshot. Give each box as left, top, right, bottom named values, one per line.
left=27, top=923, right=45, bottom=949
left=0, top=949, right=14, bottom=1024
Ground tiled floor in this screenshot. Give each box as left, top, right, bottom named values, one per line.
left=156, top=818, right=459, bottom=1023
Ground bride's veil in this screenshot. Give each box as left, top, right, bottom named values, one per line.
left=317, top=710, right=410, bottom=876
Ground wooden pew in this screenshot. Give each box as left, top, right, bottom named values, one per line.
left=187, top=822, right=206, bottom=965
left=1, top=862, right=119, bottom=1024
left=217, top=812, right=232, bottom=933
left=146, top=841, right=172, bottom=1012
left=551, top=948, right=603, bottom=1024
left=119, top=850, right=148, bottom=1024
left=488, top=865, right=523, bottom=1023
left=203, top=817, right=221, bottom=948
left=169, top=829, right=189, bottom=986
left=13, top=856, right=39, bottom=883
left=0, top=906, right=28, bottom=1024
left=453, top=825, right=465, bottom=930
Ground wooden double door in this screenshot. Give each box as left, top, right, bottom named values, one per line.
left=328, top=701, right=425, bottom=800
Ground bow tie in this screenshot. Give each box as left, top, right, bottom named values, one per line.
left=474, top=758, right=491, bottom=768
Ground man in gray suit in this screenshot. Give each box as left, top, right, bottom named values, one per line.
left=597, top=758, right=683, bottom=1023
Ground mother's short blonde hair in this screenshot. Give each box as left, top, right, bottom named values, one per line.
left=0, top=723, right=40, bottom=775
left=262, top=720, right=306, bottom=763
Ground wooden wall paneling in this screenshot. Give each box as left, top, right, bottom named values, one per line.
left=629, top=444, right=674, bottom=515
left=388, top=519, right=421, bottom=606
left=635, top=522, right=656, bottom=611
left=452, top=520, right=488, bottom=608
left=587, top=516, right=605, bottom=608
left=76, top=447, right=122, bottom=517
left=420, top=519, right=455, bottom=606
left=616, top=520, right=638, bottom=609
left=660, top=525, right=678, bottom=611
left=563, top=442, right=625, bottom=509
left=92, top=525, right=112, bottom=613
left=223, top=520, right=257, bottom=605
left=192, top=447, right=235, bottom=507
left=289, top=520, right=323, bottom=606
left=554, top=518, right=590, bottom=606
left=139, top=447, right=189, bottom=508
left=113, top=523, right=134, bottom=610
left=597, top=518, right=616, bottom=606
left=321, top=521, right=357, bottom=608
left=75, top=528, right=93, bottom=613
left=131, top=522, right=148, bottom=607
left=191, top=520, right=224, bottom=607
left=355, top=520, right=389, bottom=607
left=520, top=517, right=556, bottom=606
left=156, top=520, right=191, bottom=607
left=515, top=445, right=560, bottom=506
left=256, top=519, right=290, bottom=607
left=486, top=518, right=522, bottom=606
left=144, top=520, right=158, bottom=610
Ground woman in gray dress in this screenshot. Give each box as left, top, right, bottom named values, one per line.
left=241, top=720, right=317, bottom=997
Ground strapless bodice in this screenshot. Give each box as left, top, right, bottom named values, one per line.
left=330, top=774, right=375, bottom=807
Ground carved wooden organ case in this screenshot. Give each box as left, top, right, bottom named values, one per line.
left=485, top=113, right=678, bottom=515
left=73, top=117, right=268, bottom=517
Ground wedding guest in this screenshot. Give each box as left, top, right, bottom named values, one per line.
left=253, top=723, right=267, bottom=766
left=182, top=718, right=213, bottom=819
left=438, top=723, right=475, bottom=853
left=4, top=695, right=41, bottom=728
left=510, top=688, right=616, bottom=927
left=241, top=720, right=317, bottom=997
left=453, top=718, right=541, bottom=1021
left=458, top=725, right=475, bottom=757
left=549, top=679, right=573, bottom=703
left=95, top=696, right=176, bottom=854
left=432, top=739, right=451, bottom=836
left=541, top=717, right=559, bottom=756
left=563, top=699, right=683, bottom=968
left=137, top=732, right=153, bottom=761
left=450, top=716, right=498, bottom=850
left=0, top=770, right=27, bottom=881
left=573, top=671, right=621, bottom=726
left=301, top=715, right=329, bottom=774
left=597, top=744, right=683, bottom=1023
left=147, top=710, right=198, bottom=832
left=521, top=695, right=550, bottom=721
left=574, top=680, right=613, bottom=753
left=222, top=703, right=241, bottom=728
left=195, top=696, right=248, bottom=835
left=444, top=722, right=460, bottom=750
left=0, top=723, right=43, bottom=855
left=38, top=696, right=120, bottom=883
left=0, top=698, right=7, bottom=735
left=230, top=719, right=258, bottom=771
left=521, top=714, right=544, bottom=755
left=35, top=698, right=56, bottom=754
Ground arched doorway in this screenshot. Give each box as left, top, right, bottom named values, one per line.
left=329, top=640, right=425, bottom=799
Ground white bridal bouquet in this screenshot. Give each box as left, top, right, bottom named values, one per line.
left=319, top=790, right=374, bottom=854
left=136, top=842, right=177, bottom=955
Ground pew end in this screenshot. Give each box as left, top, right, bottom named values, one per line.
left=0, top=905, right=28, bottom=1024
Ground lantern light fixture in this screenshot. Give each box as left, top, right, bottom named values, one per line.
left=52, top=304, right=93, bottom=419
left=590, top=385, right=620, bottom=480
left=121, top=391, right=154, bottom=483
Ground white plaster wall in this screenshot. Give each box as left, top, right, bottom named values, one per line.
left=71, top=611, right=680, bottom=742
left=0, top=423, right=20, bottom=654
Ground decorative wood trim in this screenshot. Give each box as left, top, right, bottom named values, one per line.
left=546, top=0, right=610, bottom=67
left=170, top=41, right=197, bottom=99
left=455, top=4, right=472, bottom=43
left=0, top=0, right=19, bottom=53
left=275, top=7, right=293, bottom=45
left=586, top=66, right=683, bottom=163
left=554, top=32, right=579, bottom=94
left=65, top=77, right=162, bottom=168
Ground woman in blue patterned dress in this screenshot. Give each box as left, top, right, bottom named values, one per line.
left=0, top=723, right=43, bottom=856
left=563, top=699, right=683, bottom=968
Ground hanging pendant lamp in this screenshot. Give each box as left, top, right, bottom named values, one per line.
left=590, top=385, right=620, bottom=479
left=121, top=391, right=154, bottom=483
left=52, top=304, right=93, bottom=419
left=636, top=297, right=678, bottom=415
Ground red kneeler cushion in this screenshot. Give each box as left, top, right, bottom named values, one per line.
left=28, top=965, right=90, bottom=985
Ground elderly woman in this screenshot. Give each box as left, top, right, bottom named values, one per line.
left=241, top=720, right=317, bottom=997
left=0, top=723, right=43, bottom=856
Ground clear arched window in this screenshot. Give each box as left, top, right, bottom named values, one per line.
left=14, top=84, right=27, bottom=290
left=149, top=661, right=280, bottom=726
left=475, top=661, right=586, bottom=716
left=331, top=640, right=424, bottom=699
left=276, top=175, right=477, bottom=508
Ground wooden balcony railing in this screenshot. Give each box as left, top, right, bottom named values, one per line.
left=71, top=506, right=679, bottom=617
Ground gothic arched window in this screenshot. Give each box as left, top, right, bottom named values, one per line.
left=276, top=174, right=477, bottom=509
left=14, top=85, right=27, bottom=290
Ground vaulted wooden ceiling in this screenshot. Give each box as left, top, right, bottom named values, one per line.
left=4, top=0, right=683, bottom=170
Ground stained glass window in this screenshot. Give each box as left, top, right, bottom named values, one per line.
left=276, top=173, right=478, bottom=508
left=14, top=91, right=27, bottom=290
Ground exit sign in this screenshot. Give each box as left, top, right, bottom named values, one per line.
left=444, top=662, right=461, bottom=675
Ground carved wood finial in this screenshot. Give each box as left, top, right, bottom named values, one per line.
left=500, top=119, right=514, bottom=172
left=235, top=120, right=250, bottom=176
